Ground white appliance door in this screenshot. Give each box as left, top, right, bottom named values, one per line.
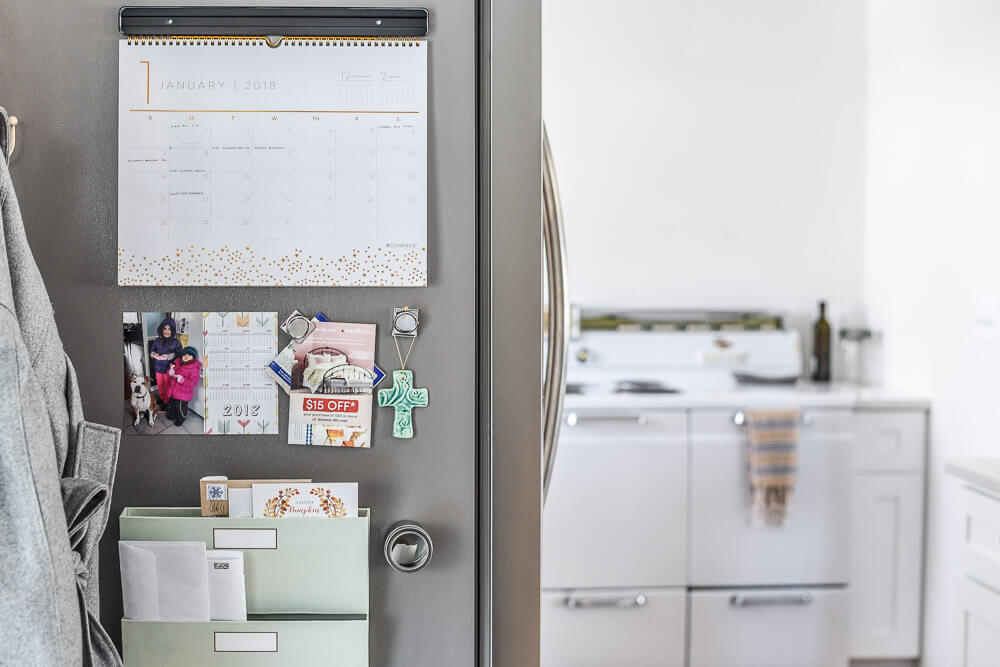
left=542, top=589, right=686, bottom=667
left=689, top=588, right=848, bottom=667
left=689, top=409, right=852, bottom=586
left=542, top=412, right=687, bottom=588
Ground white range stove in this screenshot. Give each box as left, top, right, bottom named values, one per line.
left=542, top=322, right=928, bottom=667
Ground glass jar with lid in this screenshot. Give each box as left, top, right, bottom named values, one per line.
left=839, top=327, right=878, bottom=385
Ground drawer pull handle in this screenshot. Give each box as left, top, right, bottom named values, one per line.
left=564, top=593, right=647, bottom=609
left=563, top=593, right=648, bottom=609
left=729, top=592, right=813, bottom=607
left=733, top=412, right=814, bottom=427
left=565, top=413, right=648, bottom=427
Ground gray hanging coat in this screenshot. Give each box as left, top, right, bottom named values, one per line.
left=0, top=110, right=122, bottom=666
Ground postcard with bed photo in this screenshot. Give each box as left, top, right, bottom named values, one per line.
left=286, top=321, right=375, bottom=447
left=123, top=312, right=278, bottom=435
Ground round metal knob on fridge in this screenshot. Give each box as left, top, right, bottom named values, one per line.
left=384, top=521, right=433, bottom=573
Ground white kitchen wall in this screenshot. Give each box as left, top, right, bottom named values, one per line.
left=865, top=1, right=1000, bottom=665
left=542, top=0, right=867, bottom=333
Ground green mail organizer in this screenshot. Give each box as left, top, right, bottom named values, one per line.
left=120, top=507, right=369, bottom=614
left=122, top=617, right=368, bottom=666
left=119, top=507, right=370, bottom=666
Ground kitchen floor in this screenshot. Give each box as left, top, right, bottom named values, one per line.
left=123, top=399, right=205, bottom=436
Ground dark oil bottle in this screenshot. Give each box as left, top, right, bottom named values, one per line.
left=811, top=301, right=831, bottom=382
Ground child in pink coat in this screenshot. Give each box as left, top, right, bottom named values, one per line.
left=165, top=346, right=202, bottom=427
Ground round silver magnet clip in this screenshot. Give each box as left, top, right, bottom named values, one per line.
left=280, top=311, right=316, bottom=342
left=392, top=308, right=419, bottom=337
left=286, top=316, right=312, bottom=340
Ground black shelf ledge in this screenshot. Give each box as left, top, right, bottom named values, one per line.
left=119, top=6, right=429, bottom=37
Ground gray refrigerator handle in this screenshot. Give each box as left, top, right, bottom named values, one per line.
left=542, top=123, right=569, bottom=502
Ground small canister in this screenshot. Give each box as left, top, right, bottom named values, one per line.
left=839, top=328, right=877, bottom=385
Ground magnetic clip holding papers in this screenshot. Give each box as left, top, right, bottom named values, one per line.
left=119, top=6, right=430, bottom=42
left=281, top=310, right=315, bottom=343
left=392, top=307, right=419, bottom=338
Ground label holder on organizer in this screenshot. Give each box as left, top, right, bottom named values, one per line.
left=213, top=527, right=278, bottom=550
left=119, top=6, right=430, bottom=45
left=214, top=631, right=278, bottom=653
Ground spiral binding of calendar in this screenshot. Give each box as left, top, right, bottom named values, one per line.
left=125, top=35, right=421, bottom=47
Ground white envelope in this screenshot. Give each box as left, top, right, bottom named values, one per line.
left=206, top=550, right=247, bottom=621
left=119, top=541, right=210, bottom=621
left=228, top=487, right=253, bottom=519
left=118, top=543, right=159, bottom=620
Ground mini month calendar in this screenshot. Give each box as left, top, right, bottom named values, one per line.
left=203, top=312, right=279, bottom=435
left=117, top=38, right=427, bottom=286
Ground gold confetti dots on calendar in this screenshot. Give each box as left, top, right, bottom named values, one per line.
left=117, top=244, right=427, bottom=286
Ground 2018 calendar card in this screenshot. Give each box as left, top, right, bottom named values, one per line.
left=117, top=39, right=427, bottom=286
left=123, top=311, right=278, bottom=435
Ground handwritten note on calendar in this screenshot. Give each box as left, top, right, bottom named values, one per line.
left=117, top=39, right=427, bottom=286
left=203, top=312, right=278, bottom=435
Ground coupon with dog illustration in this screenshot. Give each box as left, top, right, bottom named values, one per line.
left=123, top=311, right=278, bottom=435
left=285, top=321, right=375, bottom=447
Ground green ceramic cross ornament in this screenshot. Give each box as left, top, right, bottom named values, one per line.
left=377, top=370, right=429, bottom=438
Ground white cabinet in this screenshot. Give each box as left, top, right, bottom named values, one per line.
left=849, top=474, right=923, bottom=657
left=951, top=479, right=1000, bottom=666
left=542, top=412, right=687, bottom=589
left=956, top=485, right=1000, bottom=592
left=954, top=576, right=1000, bottom=667
left=852, top=410, right=926, bottom=473
left=541, top=589, right=686, bottom=667
left=849, top=409, right=926, bottom=660
left=541, top=404, right=929, bottom=665
left=688, top=588, right=849, bottom=667
left=689, top=409, right=852, bottom=587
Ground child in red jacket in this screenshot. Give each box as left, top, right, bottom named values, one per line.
left=165, top=346, right=202, bottom=427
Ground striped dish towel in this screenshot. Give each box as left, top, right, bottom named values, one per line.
left=744, top=409, right=799, bottom=526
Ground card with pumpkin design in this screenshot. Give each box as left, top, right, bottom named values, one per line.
left=251, top=483, right=359, bottom=518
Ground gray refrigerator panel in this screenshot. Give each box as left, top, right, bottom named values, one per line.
left=479, top=0, right=543, bottom=664
left=0, top=0, right=499, bottom=664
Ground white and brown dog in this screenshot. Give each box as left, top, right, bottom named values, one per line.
left=129, top=374, right=155, bottom=426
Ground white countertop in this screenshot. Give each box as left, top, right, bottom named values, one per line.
left=946, top=458, right=1000, bottom=496
left=563, top=382, right=930, bottom=411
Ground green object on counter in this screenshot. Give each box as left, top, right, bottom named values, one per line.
left=122, top=617, right=368, bottom=666
left=377, top=370, right=429, bottom=438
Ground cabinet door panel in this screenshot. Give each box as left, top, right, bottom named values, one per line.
left=689, top=409, right=851, bottom=586
left=849, top=474, right=923, bottom=658
left=541, top=589, right=686, bottom=667
left=957, top=485, right=1000, bottom=593
left=689, top=588, right=848, bottom=667
left=853, top=410, right=926, bottom=472
left=542, top=415, right=687, bottom=588
left=954, top=576, right=1000, bottom=667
